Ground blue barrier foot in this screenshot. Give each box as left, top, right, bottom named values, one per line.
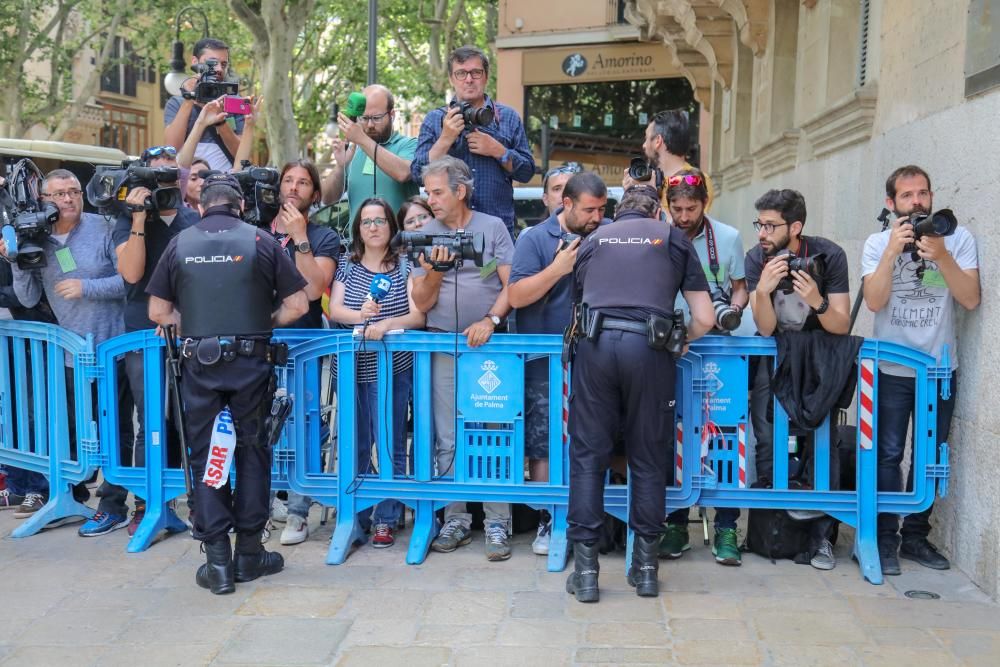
left=853, top=536, right=884, bottom=585
left=126, top=503, right=189, bottom=553
left=546, top=506, right=569, bottom=572
left=327, top=514, right=363, bottom=565
left=11, top=491, right=95, bottom=539
left=406, top=500, right=436, bottom=565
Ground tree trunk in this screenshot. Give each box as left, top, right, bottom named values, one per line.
left=259, top=24, right=298, bottom=164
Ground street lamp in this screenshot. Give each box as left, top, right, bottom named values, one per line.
left=163, top=7, right=210, bottom=97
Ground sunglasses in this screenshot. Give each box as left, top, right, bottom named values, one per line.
left=542, top=162, right=583, bottom=189
left=141, top=145, right=177, bottom=161
left=667, top=173, right=703, bottom=188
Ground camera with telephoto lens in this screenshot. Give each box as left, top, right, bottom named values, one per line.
left=185, top=58, right=239, bottom=105
left=449, top=100, right=494, bottom=131
left=627, top=157, right=664, bottom=190
left=711, top=290, right=742, bottom=331
left=86, top=160, right=182, bottom=216
left=233, top=162, right=281, bottom=227
left=666, top=309, right=688, bottom=359
left=391, top=229, right=485, bottom=272
left=775, top=249, right=826, bottom=295
left=903, top=208, right=957, bottom=253
left=0, top=158, right=59, bottom=269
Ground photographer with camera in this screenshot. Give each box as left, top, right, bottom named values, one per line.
left=745, top=189, right=852, bottom=570
left=407, top=157, right=515, bottom=561
left=508, top=171, right=608, bottom=555
left=861, top=166, right=979, bottom=575
left=1, top=169, right=136, bottom=533
left=113, top=145, right=200, bottom=535
left=322, top=85, right=419, bottom=222
left=658, top=168, right=748, bottom=566
left=411, top=46, right=535, bottom=238
left=622, top=110, right=713, bottom=214
left=565, top=185, right=713, bottom=603
left=163, top=38, right=244, bottom=171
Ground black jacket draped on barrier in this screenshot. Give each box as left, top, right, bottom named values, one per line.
left=771, top=330, right=864, bottom=429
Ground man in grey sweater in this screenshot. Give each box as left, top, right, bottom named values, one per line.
left=2, top=169, right=132, bottom=535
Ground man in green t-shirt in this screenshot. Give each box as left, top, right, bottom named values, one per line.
left=322, top=84, right=418, bottom=221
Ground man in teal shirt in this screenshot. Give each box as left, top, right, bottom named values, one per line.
left=322, top=84, right=418, bottom=221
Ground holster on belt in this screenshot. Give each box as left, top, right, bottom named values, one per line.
left=646, top=314, right=672, bottom=351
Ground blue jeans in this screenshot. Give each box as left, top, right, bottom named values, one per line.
left=355, top=369, right=412, bottom=529
left=5, top=466, right=48, bottom=496
left=876, top=371, right=956, bottom=544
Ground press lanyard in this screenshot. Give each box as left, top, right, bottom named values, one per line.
left=270, top=221, right=292, bottom=250
left=702, top=218, right=722, bottom=288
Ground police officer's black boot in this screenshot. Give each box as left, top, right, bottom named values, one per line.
left=626, top=535, right=660, bottom=597
left=196, top=538, right=235, bottom=595
left=234, top=530, right=284, bottom=582
left=565, top=541, right=600, bottom=603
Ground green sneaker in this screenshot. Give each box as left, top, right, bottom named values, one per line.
left=658, top=523, right=690, bottom=559
left=712, top=527, right=741, bottom=566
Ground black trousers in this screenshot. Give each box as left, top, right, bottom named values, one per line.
left=180, top=354, right=275, bottom=542
left=567, top=330, right=676, bottom=542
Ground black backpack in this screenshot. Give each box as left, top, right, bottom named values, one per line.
left=744, top=505, right=814, bottom=563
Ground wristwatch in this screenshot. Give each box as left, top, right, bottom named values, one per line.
left=486, top=313, right=501, bottom=327
left=814, top=296, right=830, bottom=315
left=295, top=240, right=312, bottom=254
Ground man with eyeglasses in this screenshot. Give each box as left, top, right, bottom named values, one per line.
left=411, top=45, right=535, bottom=238
left=1, top=169, right=133, bottom=533
left=745, top=188, right=851, bottom=571
left=322, top=85, right=419, bottom=224
left=163, top=38, right=244, bottom=172
left=114, top=145, right=200, bottom=536
left=541, top=163, right=582, bottom=216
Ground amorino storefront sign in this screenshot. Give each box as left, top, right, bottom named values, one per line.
left=521, top=42, right=680, bottom=85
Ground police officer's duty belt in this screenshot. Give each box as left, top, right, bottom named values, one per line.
left=181, top=337, right=288, bottom=366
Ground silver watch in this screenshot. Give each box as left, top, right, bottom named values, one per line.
left=487, top=313, right=501, bottom=327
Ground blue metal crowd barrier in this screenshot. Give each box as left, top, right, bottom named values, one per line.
left=0, top=321, right=951, bottom=585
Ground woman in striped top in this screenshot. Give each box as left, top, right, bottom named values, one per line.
left=328, top=198, right=424, bottom=548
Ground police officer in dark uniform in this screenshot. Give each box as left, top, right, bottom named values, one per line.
left=565, top=185, right=715, bottom=603
left=146, top=173, right=309, bottom=595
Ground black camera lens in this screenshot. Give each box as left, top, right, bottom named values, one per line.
left=627, top=157, right=652, bottom=182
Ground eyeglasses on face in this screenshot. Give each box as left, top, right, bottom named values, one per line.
left=451, top=68, right=485, bottom=81
left=44, top=189, right=83, bottom=200
left=667, top=173, right=703, bottom=188
left=752, top=220, right=789, bottom=234
left=142, top=146, right=177, bottom=160
left=359, top=112, right=390, bottom=124
left=404, top=213, right=430, bottom=226
left=360, top=217, right=388, bottom=228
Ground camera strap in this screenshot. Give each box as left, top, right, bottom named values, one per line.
left=702, top=218, right=722, bottom=288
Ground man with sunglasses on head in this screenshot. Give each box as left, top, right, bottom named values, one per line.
left=114, top=145, right=201, bottom=536
left=658, top=168, right=748, bottom=566
left=322, top=84, right=419, bottom=223
left=745, top=188, right=851, bottom=571
left=163, top=38, right=244, bottom=172
left=541, top=163, right=582, bottom=217
left=411, top=45, right=535, bottom=239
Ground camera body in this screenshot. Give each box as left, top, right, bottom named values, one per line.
left=392, top=229, right=485, bottom=271
left=627, top=157, right=663, bottom=190
left=904, top=208, right=957, bottom=253
left=711, top=290, right=742, bottom=331
left=449, top=100, right=494, bottom=131
left=187, top=58, right=239, bottom=105
left=233, top=162, right=281, bottom=227
left=775, top=249, right=826, bottom=295
left=1, top=158, right=59, bottom=268
left=87, top=161, right=182, bottom=216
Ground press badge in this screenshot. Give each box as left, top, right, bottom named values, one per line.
left=361, top=155, right=375, bottom=175
left=480, top=257, right=498, bottom=279
left=55, top=247, right=77, bottom=273
left=203, top=407, right=236, bottom=488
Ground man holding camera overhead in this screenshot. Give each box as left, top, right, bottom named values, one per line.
left=411, top=45, right=535, bottom=238
left=409, top=156, right=515, bottom=562
left=745, top=188, right=850, bottom=571
left=163, top=38, right=244, bottom=172
left=861, top=165, right=979, bottom=576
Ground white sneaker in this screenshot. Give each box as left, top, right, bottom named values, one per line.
left=810, top=539, right=836, bottom=571
left=531, top=519, right=551, bottom=555
left=261, top=519, right=274, bottom=543
left=271, top=496, right=289, bottom=523
left=280, top=514, right=309, bottom=545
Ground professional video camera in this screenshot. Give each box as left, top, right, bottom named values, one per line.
left=775, top=249, right=826, bottom=295
left=391, top=228, right=485, bottom=271
left=627, top=157, right=664, bottom=190
left=904, top=208, right=957, bottom=252
left=710, top=290, right=742, bottom=331
left=449, top=99, right=494, bottom=131
left=184, top=58, right=239, bottom=105
left=86, top=160, right=182, bottom=216
left=1, top=159, right=59, bottom=269
left=233, top=162, right=281, bottom=227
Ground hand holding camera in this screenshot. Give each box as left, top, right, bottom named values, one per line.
left=757, top=255, right=790, bottom=295
left=886, top=218, right=915, bottom=256
left=394, top=229, right=485, bottom=272
left=440, top=106, right=466, bottom=143
left=195, top=96, right=229, bottom=129
left=551, top=235, right=580, bottom=277
left=417, top=244, right=458, bottom=273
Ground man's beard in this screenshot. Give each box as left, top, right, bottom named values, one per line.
left=565, top=211, right=598, bottom=237
left=367, top=124, right=392, bottom=144
left=900, top=202, right=931, bottom=218
left=762, top=233, right=791, bottom=257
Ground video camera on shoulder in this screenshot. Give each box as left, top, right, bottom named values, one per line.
left=391, top=228, right=485, bottom=272
left=448, top=99, right=494, bottom=131
left=86, top=160, right=182, bottom=216
left=775, top=249, right=826, bottom=295
left=233, top=161, right=280, bottom=227
left=184, top=58, right=239, bottom=105
left=0, top=158, right=58, bottom=269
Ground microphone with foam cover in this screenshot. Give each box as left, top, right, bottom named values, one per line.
left=367, top=273, right=392, bottom=303
left=344, top=92, right=368, bottom=121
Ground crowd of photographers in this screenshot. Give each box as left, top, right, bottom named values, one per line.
left=0, top=39, right=979, bottom=585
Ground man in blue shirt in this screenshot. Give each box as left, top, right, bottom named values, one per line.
left=509, top=172, right=608, bottom=555
left=411, top=45, right=535, bottom=237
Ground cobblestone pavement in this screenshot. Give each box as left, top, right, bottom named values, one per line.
left=1, top=506, right=998, bottom=666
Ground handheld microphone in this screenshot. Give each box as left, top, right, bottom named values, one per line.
left=344, top=92, right=368, bottom=121
left=366, top=273, right=392, bottom=303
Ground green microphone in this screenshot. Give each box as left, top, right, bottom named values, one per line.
left=344, top=92, right=367, bottom=120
